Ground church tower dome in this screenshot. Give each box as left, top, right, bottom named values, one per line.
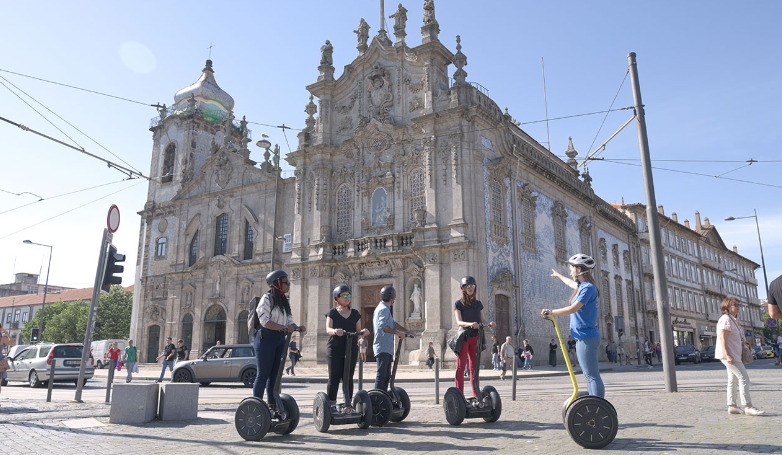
left=173, top=59, right=235, bottom=123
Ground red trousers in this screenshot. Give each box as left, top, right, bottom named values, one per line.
left=454, top=335, right=479, bottom=398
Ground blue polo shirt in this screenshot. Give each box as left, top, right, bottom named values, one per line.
left=570, top=281, right=599, bottom=340
left=373, top=302, right=397, bottom=355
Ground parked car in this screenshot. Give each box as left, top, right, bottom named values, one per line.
left=2, top=343, right=94, bottom=387
left=674, top=345, right=701, bottom=365
left=700, top=345, right=716, bottom=362
left=90, top=339, right=126, bottom=368
left=751, top=345, right=765, bottom=359
left=757, top=345, right=775, bottom=359
left=171, top=344, right=256, bottom=387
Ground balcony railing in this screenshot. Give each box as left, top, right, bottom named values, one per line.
left=332, top=233, right=414, bottom=258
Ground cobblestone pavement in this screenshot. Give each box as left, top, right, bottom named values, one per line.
left=1, top=361, right=780, bottom=454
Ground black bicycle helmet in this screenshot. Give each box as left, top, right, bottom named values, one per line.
left=460, top=276, right=477, bottom=288
left=380, top=285, right=396, bottom=302
left=266, top=270, right=288, bottom=286
left=567, top=253, right=596, bottom=270
left=333, top=284, right=351, bottom=300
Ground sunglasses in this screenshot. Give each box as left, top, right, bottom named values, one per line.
left=339, top=293, right=352, bottom=298
left=280, top=280, right=290, bottom=285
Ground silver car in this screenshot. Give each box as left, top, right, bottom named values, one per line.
left=2, top=343, right=94, bottom=388
left=171, top=344, right=256, bottom=387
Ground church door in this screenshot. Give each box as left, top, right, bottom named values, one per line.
left=361, top=284, right=387, bottom=363
left=202, top=305, right=226, bottom=357
left=494, top=294, right=510, bottom=342
left=146, top=325, right=161, bottom=363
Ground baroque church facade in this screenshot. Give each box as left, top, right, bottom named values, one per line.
left=131, top=2, right=643, bottom=365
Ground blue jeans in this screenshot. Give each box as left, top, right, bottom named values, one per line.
left=253, top=328, right=285, bottom=402
left=158, top=360, right=174, bottom=381
left=374, top=352, right=393, bottom=391
left=576, top=335, right=605, bottom=398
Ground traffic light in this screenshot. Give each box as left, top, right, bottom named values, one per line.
left=101, top=244, right=125, bottom=293
left=31, top=327, right=40, bottom=343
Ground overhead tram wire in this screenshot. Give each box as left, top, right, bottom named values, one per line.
left=0, top=179, right=133, bottom=216
left=586, top=70, right=630, bottom=159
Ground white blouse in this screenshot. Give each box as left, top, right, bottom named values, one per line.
left=257, top=293, right=294, bottom=329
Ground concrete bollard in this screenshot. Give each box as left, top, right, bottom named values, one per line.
left=159, top=383, right=199, bottom=421
left=110, top=383, right=159, bottom=424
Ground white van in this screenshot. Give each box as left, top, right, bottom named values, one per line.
left=90, top=339, right=126, bottom=368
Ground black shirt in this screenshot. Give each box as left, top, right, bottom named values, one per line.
left=455, top=299, right=483, bottom=337
left=176, top=345, right=188, bottom=361
left=163, top=343, right=176, bottom=361
left=326, top=307, right=361, bottom=355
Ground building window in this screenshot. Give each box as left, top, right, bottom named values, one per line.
left=612, top=244, right=620, bottom=268
left=162, top=143, right=175, bottom=183
left=519, top=185, right=537, bottom=253
left=488, top=178, right=509, bottom=246
left=243, top=220, right=254, bottom=260
left=623, top=250, right=631, bottom=273
left=214, top=214, right=228, bottom=256
left=189, top=231, right=199, bottom=267
left=599, top=238, right=607, bottom=262
left=5, top=314, right=10, bottom=323
left=614, top=275, right=624, bottom=318
left=371, top=187, right=388, bottom=226
left=14, top=310, right=20, bottom=322
left=409, top=168, right=425, bottom=220
left=336, top=184, right=352, bottom=240
left=552, top=201, right=568, bottom=263
left=490, top=179, right=503, bottom=225
left=601, top=271, right=612, bottom=317
left=22, top=311, right=28, bottom=322
left=579, top=217, right=591, bottom=256
left=282, top=233, right=292, bottom=253
left=155, top=237, right=167, bottom=257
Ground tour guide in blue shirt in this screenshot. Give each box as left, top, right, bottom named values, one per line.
left=373, top=285, right=415, bottom=391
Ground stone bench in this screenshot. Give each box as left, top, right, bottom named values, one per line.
left=159, top=383, right=199, bottom=421
left=110, top=383, right=159, bottom=424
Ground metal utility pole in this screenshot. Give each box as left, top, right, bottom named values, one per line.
left=628, top=52, right=677, bottom=392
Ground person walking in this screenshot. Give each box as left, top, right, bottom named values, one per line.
left=175, top=339, right=189, bottom=363
left=325, top=285, right=368, bottom=412
left=426, top=342, right=437, bottom=369
left=253, top=270, right=306, bottom=405
left=285, top=333, right=300, bottom=376
left=358, top=335, right=368, bottom=363
left=491, top=335, right=501, bottom=370
left=607, top=340, right=617, bottom=363
left=373, top=285, right=414, bottom=392
left=716, top=297, right=764, bottom=416
left=549, top=338, right=558, bottom=367
left=643, top=338, right=653, bottom=368
left=156, top=337, right=176, bottom=382
left=123, top=339, right=138, bottom=383
left=499, top=336, right=514, bottom=380
left=655, top=342, right=662, bottom=363
left=521, top=339, right=534, bottom=370
left=543, top=253, right=605, bottom=398
left=453, top=276, right=495, bottom=404
left=566, top=335, right=577, bottom=366
left=107, top=341, right=122, bottom=383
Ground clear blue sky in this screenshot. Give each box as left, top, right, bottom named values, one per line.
left=1, top=1, right=780, bottom=298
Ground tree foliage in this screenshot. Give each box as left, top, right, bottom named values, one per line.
left=22, top=285, right=132, bottom=344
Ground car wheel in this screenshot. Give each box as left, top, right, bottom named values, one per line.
left=172, top=368, right=193, bottom=383
left=29, top=370, right=42, bottom=388
left=241, top=368, right=256, bottom=388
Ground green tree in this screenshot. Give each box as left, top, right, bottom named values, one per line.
left=94, top=285, right=133, bottom=340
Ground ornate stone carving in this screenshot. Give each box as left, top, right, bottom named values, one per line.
left=452, top=249, right=466, bottom=262
left=360, top=260, right=392, bottom=279
left=491, top=268, right=516, bottom=294
left=320, top=225, right=331, bottom=243
left=367, top=64, right=393, bottom=123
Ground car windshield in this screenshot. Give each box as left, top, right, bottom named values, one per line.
left=51, top=345, right=83, bottom=358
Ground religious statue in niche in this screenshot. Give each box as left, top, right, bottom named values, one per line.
left=409, top=282, right=422, bottom=319
left=371, top=187, right=389, bottom=226
left=367, top=65, right=393, bottom=123
left=320, top=40, right=333, bottom=66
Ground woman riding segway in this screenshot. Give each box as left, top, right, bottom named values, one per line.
left=313, top=285, right=373, bottom=432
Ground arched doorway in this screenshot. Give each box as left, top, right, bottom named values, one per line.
left=146, top=325, right=161, bottom=363
left=237, top=310, right=249, bottom=344
left=203, top=304, right=226, bottom=355
left=494, top=294, right=510, bottom=342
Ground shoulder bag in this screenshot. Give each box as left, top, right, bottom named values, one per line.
left=728, top=316, right=753, bottom=365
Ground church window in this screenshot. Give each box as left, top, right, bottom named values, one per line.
left=489, top=178, right=508, bottom=246
left=214, top=214, right=228, bottom=256
left=614, top=275, right=624, bottom=318
left=189, top=231, right=199, bottom=267
left=612, top=244, right=620, bottom=268
left=162, top=143, right=175, bottom=184
left=552, top=201, right=568, bottom=263
left=519, top=186, right=537, bottom=253
left=409, top=169, right=425, bottom=219
left=155, top=237, right=167, bottom=257
left=579, top=218, right=591, bottom=256
left=336, top=184, right=352, bottom=240
left=601, top=271, right=612, bottom=317
left=243, top=220, right=254, bottom=260
left=599, top=238, right=607, bottom=262
left=371, top=187, right=388, bottom=226
left=490, top=179, right=503, bottom=225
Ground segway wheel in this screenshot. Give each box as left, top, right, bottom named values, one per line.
left=354, top=390, right=372, bottom=430
left=443, top=387, right=467, bottom=426
left=368, top=389, right=393, bottom=427
left=313, top=392, right=332, bottom=433
left=273, top=393, right=300, bottom=435
left=235, top=397, right=271, bottom=441
left=389, top=387, right=411, bottom=423
left=481, top=385, right=502, bottom=423
left=564, top=395, right=618, bottom=449
left=562, top=391, right=588, bottom=423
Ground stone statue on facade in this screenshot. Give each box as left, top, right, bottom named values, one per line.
left=367, top=65, right=393, bottom=123
left=354, top=18, right=370, bottom=50
left=409, top=282, right=422, bottom=318
left=320, top=40, right=333, bottom=66
left=424, top=0, right=437, bottom=24
left=390, top=3, right=408, bottom=35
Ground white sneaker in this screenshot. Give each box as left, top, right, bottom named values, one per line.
left=728, top=406, right=742, bottom=415
left=745, top=407, right=765, bottom=416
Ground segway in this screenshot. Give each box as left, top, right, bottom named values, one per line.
left=443, top=323, right=502, bottom=425
left=368, top=333, right=414, bottom=426
left=545, top=313, right=618, bottom=449
left=313, top=331, right=373, bottom=432
left=235, top=328, right=301, bottom=441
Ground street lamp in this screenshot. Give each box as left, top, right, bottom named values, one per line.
left=256, top=136, right=281, bottom=270
left=725, top=209, right=769, bottom=299
left=23, top=240, right=52, bottom=341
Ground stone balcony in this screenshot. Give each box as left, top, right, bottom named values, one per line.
left=331, top=232, right=414, bottom=258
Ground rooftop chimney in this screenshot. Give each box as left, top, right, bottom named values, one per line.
left=658, top=204, right=664, bottom=215
left=695, top=211, right=702, bottom=230
left=672, top=212, right=678, bottom=222
left=684, top=219, right=690, bottom=228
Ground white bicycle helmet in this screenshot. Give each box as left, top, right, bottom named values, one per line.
left=568, top=253, right=596, bottom=269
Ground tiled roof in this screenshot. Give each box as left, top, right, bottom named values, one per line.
left=0, top=285, right=134, bottom=309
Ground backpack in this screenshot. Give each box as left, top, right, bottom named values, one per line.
left=247, top=296, right=261, bottom=337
